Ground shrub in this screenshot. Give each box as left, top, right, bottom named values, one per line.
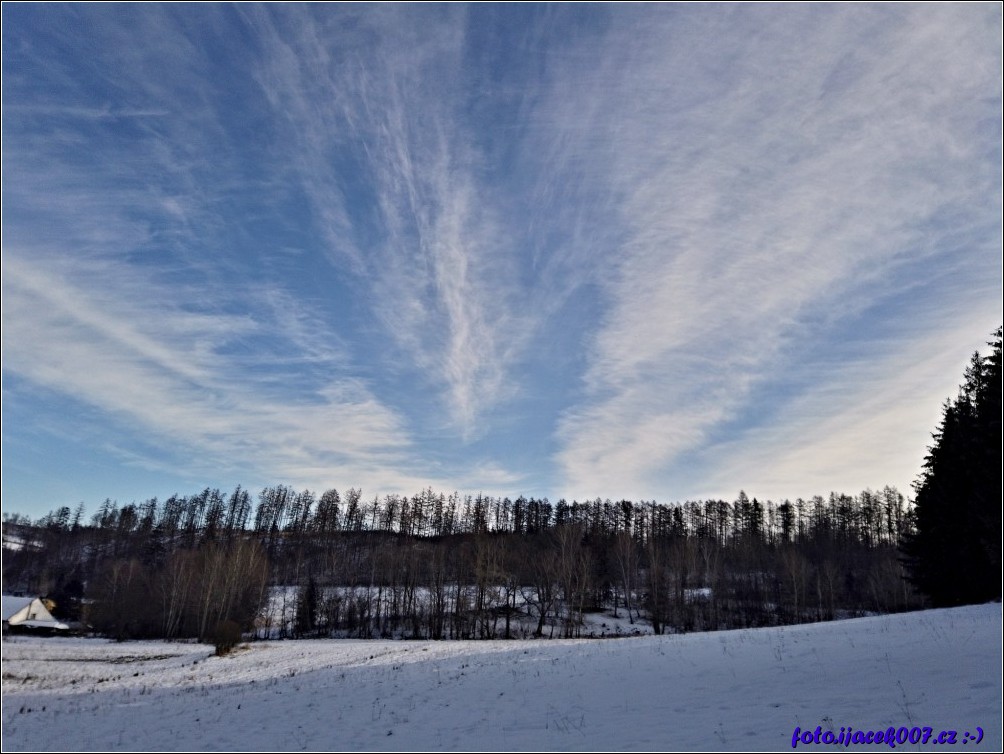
left=213, top=619, right=242, bottom=656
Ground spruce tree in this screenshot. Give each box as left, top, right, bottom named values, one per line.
left=903, top=327, right=1002, bottom=606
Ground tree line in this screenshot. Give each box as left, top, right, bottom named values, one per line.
left=6, top=328, right=1000, bottom=643
left=3, top=485, right=921, bottom=641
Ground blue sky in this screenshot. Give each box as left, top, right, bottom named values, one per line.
left=2, top=3, right=1001, bottom=519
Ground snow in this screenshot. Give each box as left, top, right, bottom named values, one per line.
left=1, top=596, right=34, bottom=621
left=2, top=596, right=66, bottom=629
left=6, top=620, right=70, bottom=631
left=262, top=584, right=654, bottom=640
left=1, top=534, right=27, bottom=552
left=2, top=604, right=1000, bottom=751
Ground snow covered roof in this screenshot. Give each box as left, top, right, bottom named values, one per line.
left=15, top=619, right=71, bottom=630
left=2, top=594, right=67, bottom=629
left=2, top=595, right=34, bottom=621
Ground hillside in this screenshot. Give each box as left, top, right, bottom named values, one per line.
left=2, top=604, right=1000, bottom=751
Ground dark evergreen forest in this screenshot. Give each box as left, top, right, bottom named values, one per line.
left=903, top=327, right=1002, bottom=606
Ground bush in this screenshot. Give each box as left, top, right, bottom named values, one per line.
left=213, top=619, right=242, bottom=656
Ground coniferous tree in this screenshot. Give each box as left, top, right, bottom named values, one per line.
left=903, top=327, right=1002, bottom=606
left=295, top=575, right=319, bottom=637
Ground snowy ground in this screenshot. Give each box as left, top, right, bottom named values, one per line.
left=2, top=604, right=1000, bottom=751
left=262, top=584, right=656, bottom=639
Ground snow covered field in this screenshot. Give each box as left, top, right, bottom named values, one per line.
left=2, top=604, right=1000, bottom=751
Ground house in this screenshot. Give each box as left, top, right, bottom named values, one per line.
left=1, top=595, right=69, bottom=632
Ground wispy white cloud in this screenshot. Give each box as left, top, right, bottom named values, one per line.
left=0, top=251, right=431, bottom=494
left=245, top=6, right=531, bottom=436
left=3, top=105, right=169, bottom=119
left=4, top=4, right=541, bottom=505
left=702, top=317, right=1003, bottom=501
left=2, top=4, right=998, bottom=513
left=550, top=4, right=1001, bottom=500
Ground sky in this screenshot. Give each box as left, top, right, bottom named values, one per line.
left=2, top=3, right=1001, bottom=519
